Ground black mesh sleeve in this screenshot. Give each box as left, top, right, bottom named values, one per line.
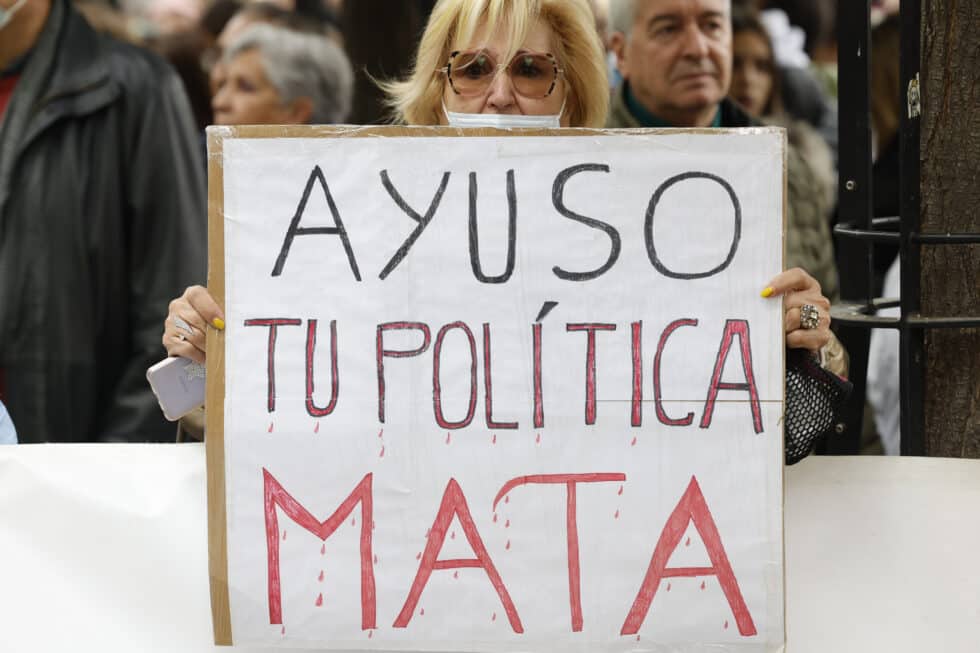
left=784, top=348, right=853, bottom=465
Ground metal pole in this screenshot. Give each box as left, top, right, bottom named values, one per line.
left=898, top=0, right=925, bottom=456
left=829, top=0, right=873, bottom=454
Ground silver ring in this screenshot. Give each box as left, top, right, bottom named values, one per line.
left=800, top=304, right=820, bottom=330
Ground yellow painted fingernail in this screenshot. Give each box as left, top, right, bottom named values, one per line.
left=212, top=318, right=225, bottom=330
left=760, top=287, right=774, bottom=298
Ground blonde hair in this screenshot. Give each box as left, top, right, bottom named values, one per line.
left=383, top=0, right=609, bottom=127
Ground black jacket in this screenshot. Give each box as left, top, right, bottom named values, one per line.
left=0, top=0, right=206, bottom=442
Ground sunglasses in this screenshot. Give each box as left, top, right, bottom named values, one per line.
left=441, top=49, right=563, bottom=99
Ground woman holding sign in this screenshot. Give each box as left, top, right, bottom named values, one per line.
left=163, top=0, right=847, bottom=460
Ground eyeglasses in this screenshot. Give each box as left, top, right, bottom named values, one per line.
left=441, top=49, right=563, bottom=99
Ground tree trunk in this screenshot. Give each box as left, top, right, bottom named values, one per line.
left=920, top=1, right=980, bottom=456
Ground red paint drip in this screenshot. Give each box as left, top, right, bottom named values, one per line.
left=318, top=570, right=324, bottom=582
left=701, top=580, right=706, bottom=590
left=378, top=428, right=384, bottom=439
left=504, top=495, right=509, bottom=504
left=420, top=607, right=425, bottom=616
left=505, top=539, right=511, bottom=550
left=351, top=517, right=356, bottom=527
left=492, top=434, right=497, bottom=444
left=315, top=592, right=323, bottom=607
left=614, top=509, right=620, bottom=519
left=685, top=536, right=691, bottom=546
left=320, top=543, right=325, bottom=555
left=445, top=432, right=451, bottom=445
left=314, top=421, right=320, bottom=433
left=536, top=433, right=541, bottom=444
left=630, top=436, right=637, bottom=446
left=504, top=519, right=510, bottom=528
left=268, top=422, right=274, bottom=433
left=724, top=620, right=729, bottom=629
left=379, top=445, right=385, bottom=458
left=450, top=530, right=456, bottom=540
left=666, top=582, right=671, bottom=592
left=416, top=551, right=422, bottom=560
left=373, top=554, right=378, bottom=564
left=492, top=612, right=497, bottom=622
left=493, top=513, right=498, bottom=523
left=636, top=635, right=641, bottom=642
left=368, top=630, right=373, bottom=639
left=282, top=530, right=287, bottom=541
left=281, top=626, right=285, bottom=636
left=618, top=485, right=624, bottom=496
left=453, top=571, right=459, bottom=579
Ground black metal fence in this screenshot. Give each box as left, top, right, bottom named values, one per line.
left=829, top=0, right=980, bottom=456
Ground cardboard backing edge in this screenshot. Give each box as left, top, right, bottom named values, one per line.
left=780, top=126, right=788, bottom=652
left=206, top=128, right=231, bottom=645
left=203, top=123, right=783, bottom=141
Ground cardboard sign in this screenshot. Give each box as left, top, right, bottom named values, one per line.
left=206, top=126, right=786, bottom=652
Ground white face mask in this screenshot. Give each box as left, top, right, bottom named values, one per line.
left=443, top=98, right=565, bottom=130
left=0, top=0, right=28, bottom=31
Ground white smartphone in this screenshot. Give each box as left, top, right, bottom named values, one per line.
left=146, top=356, right=206, bottom=421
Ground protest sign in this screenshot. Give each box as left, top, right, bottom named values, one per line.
left=206, top=126, right=786, bottom=651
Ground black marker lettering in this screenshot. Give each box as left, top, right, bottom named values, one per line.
left=272, top=166, right=361, bottom=280
left=645, top=172, right=741, bottom=280
left=379, top=170, right=451, bottom=280
left=468, top=171, right=517, bottom=284
left=552, top=164, right=620, bottom=281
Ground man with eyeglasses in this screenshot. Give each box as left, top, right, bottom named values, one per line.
left=605, top=0, right=839, bottom=305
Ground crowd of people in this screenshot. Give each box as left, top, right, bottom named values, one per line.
left=0, top=0, right=903, bottom=453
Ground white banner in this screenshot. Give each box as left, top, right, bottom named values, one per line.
left=216, top=128, right=785, bottom=651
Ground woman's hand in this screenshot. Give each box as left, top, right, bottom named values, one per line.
left=762, top=268, right=832, bottom=352
left=162, top=286, right=225, bottom=363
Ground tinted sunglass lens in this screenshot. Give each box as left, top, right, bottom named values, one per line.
left=510, top=54, right=555, bottom=98
left=451, top=52, right=495, bottom=93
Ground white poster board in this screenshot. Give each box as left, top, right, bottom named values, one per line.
left=208, top=126, right=786, bottom=652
